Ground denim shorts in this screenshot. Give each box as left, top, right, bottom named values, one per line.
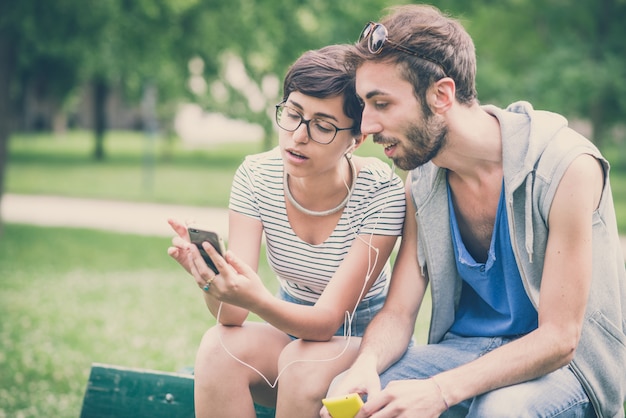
left=278, top=287, right=386, bottom=338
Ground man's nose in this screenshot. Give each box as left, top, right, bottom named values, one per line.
left=360, top=106, right=383, bottom=136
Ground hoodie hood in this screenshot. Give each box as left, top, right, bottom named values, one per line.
left=482, top=101, right=568, bottom=262
left=483, top=100, right=568, bottom=191
left=410, top=101, right=569, bottom=268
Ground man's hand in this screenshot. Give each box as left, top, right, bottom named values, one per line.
left=355, top=378, right=448, bottom=418
left=320, top=357, right=381, bottom=418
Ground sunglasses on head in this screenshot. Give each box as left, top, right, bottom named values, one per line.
left=359, top=21, right=449, bottom=77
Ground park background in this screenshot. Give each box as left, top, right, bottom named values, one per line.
left=1, top=0, right=626, bottom=417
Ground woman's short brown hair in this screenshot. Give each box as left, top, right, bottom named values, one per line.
left=282, top=45, right=361, bottom=135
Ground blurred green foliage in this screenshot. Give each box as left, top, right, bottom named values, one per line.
left=462, top=0, right=626, bottom=150
left=2, top=0, right=624, bottom=149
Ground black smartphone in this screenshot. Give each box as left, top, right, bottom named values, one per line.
left=187, top=227, right=225, bottom=274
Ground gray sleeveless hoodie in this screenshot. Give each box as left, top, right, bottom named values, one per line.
left=409, top=101, right=626, bottom=417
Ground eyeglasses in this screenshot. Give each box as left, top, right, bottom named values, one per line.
left=359, top=21, right=449, bottom=77
left=275, top=102, right=354, bottom=145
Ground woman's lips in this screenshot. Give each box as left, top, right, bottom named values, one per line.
left=286, top=149, right=309, bottom=163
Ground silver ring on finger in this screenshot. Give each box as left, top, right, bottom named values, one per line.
left=202, top=275, right=215, bottom=292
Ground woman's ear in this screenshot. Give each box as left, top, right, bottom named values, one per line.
left=345, top=135, right=363, bottom=159
left=352, top=134, right=367, bottom=150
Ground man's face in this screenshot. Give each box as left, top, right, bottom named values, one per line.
left=356, top=61, right=447, bottom=171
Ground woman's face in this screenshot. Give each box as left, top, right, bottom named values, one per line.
left=278, top=92, right=356, bottom=180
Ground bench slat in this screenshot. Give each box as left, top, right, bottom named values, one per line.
left=80, top=363, right=194, bottom=418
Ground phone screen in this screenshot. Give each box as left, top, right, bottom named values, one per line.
left=187, top=228, right=224, bottom=274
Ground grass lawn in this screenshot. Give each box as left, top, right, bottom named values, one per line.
left=0, top=223, right=280, bottom=417
left=0, top=225, right=204, bottom=417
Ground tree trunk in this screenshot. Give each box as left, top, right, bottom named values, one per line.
left=93, top=78, right=108, bottom=161
left=0, top=35, right=17, bottom=235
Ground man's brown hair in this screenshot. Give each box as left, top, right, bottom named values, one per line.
left=351, top=4, right=477, bottom=112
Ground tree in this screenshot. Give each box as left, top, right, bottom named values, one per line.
left=462, top=0, right=626, bottom=149
left=78, top=0, right=203, bottom=160
left=178, top=0, right=401, bottom=149
left=0, top=0, right=398, bottom=232
left=0, top=36, right=15, bottom=232
left=0, top=0, right=96, bottom=231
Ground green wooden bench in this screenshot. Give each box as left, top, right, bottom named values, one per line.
left=80, top=363, right=275, bottom=418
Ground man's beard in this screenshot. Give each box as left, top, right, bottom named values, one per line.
left=374, top=115, right=448, bottom=171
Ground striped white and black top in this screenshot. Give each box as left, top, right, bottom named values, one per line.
left=229, top=148, right=406, bottom=303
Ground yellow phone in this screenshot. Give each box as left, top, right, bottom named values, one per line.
left=322, top=393, right=364, bottom=418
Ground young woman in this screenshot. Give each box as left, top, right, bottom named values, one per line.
left=168, top=44, right=405, bottom=418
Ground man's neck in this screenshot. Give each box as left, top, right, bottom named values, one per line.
left=432, top=104, right=502, bottom=182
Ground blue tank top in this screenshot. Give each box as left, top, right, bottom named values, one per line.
left=447, top=183, right=538, bottom=337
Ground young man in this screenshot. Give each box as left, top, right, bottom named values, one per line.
left=323, top=4, right=626, bottom=417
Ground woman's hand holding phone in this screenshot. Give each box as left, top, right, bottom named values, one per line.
left=187, top=227, right=225, bottom=275
left=167, top=219, right=223, bottom=290
left=167, top=219, right=272, bottom=310
left=203, top=245, right=272, bottom=307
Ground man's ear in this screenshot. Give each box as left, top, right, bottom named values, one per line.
left=430, top=77, right=456, bottom=114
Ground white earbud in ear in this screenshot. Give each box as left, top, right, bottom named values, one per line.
left=346, top=138, right=357, bottom=159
